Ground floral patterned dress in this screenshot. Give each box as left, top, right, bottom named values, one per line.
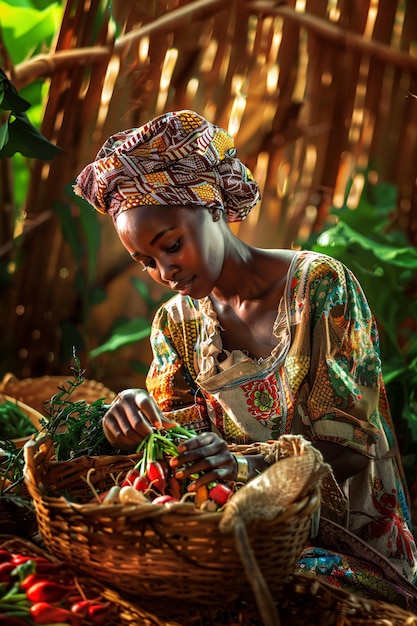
left=146, top=250, right=417, bottom=596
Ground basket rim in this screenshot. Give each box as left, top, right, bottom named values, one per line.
left=23, top=434, right=321, bottom=526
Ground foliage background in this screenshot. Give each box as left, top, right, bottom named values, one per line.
left=0, top=0, right=416, bottom=483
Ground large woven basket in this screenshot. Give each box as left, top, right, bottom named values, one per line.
left=0, top=373, right=117, bottom=415
left=0, top=533, right=179, bottom=626
left=134, top=573, right=417, bottom=626
left=23, top=434, right=321, bottom=609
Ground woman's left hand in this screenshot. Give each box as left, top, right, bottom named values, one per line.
left=169, top=431, right=237, bottom=490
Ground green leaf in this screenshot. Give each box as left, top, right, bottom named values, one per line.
left=316, top=222, right=417, bottom=269
left=0, top=111, right=61, bottom=159
left=130, top=275, right=157, bottom=309
left=89, top=318, right=151, bottom=358
left=0, top=70, right=31, bottom=112
left=131, top=275, right=171, bottom=310
left=0, top=122, right=9, bottom=150
left=0, top=2, right=63, bottom=65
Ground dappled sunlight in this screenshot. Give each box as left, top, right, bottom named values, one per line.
left=3, top=0, right=417, bottom=382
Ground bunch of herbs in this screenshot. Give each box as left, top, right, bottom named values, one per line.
left=39, top=354, right=122, bottom=461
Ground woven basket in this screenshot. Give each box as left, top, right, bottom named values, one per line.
left=0, top=373, right=117, bottom=415
left=0, top=393, right=43, bottom=448
left=158, top=574, right=417, bottom=626
left=0, top=394, right=43, bottom=538
left=127, top=574, right=417, bottom=626
left=23, top=435, right=321, bottom=609
left=276, top=573, right=417, bottom=626
left=0, top=533, right=178, bottom=626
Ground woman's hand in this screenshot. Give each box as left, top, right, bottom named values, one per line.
left=102, top=389, right=162, bottom=449
left=169, top=431, right=237, bottom=490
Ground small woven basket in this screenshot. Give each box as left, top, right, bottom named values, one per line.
left=277, top=573, right=417, bottom=626
left=0, top=373, right=117, bottom=415
left=24, top=435, right=321, bottom=608
left=0, top=393, right=43, bottom=448
left=0, top=533, right=179, bottom=626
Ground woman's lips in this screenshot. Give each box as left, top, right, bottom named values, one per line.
left=171, top=277, right=194, bottom=293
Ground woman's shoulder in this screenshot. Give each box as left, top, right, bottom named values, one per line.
left=291, top=250, right=347, bottom=280
left=262, top=248, right=345, bottom=274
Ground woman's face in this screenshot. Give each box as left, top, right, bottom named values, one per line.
left=115, top=205, right=225, bottom=299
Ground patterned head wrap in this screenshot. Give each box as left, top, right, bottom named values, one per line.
left=73, top=110, right=260, bottom=222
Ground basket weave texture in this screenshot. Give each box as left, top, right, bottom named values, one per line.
left=23, top=435, right=321, bottom=607
left=0, top=533, right=179, bottom=626
left=277, top=573, right=417, bottom=626
left=0, top=373, right=117, bottom=414
left=135, top=573, right=417, bottom=626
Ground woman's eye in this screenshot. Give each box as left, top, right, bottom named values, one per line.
left=140, top=260, right=156, bottom=271
left=167, top=239, right=181, bottom=254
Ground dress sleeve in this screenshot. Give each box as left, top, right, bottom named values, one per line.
left=145, top=302, right=211, bottom=433
left=292, top=255, right=383, bottom=456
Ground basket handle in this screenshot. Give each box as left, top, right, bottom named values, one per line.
left=0, top=372, right=17, bottom=392
left=233, top=517, right=281, bottom=626
left=23, top=435, right=54, bottom=491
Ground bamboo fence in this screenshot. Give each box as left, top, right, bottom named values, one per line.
left=1, top=0, right=416, bottom=389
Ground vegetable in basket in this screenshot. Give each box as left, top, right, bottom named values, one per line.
left=0, top=399, right=37, bottom=440
left=92, top=421, right=236, bottom=509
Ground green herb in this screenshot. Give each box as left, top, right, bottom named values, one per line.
left=0, top=350, right=121, bottom=510
left=39, top=351, right=121, bottom=461
left=0, top=400, right=37, bottom=440
left=0, top=439, right=26, bottom=495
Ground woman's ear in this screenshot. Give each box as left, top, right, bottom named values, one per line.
left=210, top=208, right=222, bottom=222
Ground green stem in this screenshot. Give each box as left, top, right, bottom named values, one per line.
left=1, top=587, right=27, bottom=603
left=0, top=602, right=29, bottom=612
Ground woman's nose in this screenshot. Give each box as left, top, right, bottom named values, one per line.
left=158, top=259, right=177, bottom=282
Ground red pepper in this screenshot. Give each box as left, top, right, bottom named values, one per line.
left=71, top=599, right=92, bottom=617
left=0, top=561, right=16, bottom=582
left=20, top=573, right=43, bottom=590
left=71, top=599, right=111, bottom=624
left=146, top=459, right=169, bottom=493
left=30, top=602, right=80, bottom=625
left=12, top=555, right=50, bottom=566
left=152, top=495, right=178, bottom=504
left=121, top=469, right=141, bottom=488
left=87, top=601, right=112, bottom=625
left=0, top=550, right=13, bottom=564
left=10, top=555, right=31, bottom=566
left=209, top=483, right=233, bottom=506
left=132, top=474, right=150, bottom=492
left=26, top=580, right=75, bottom=603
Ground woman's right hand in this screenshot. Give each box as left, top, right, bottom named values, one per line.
left=102, top=389, right=163, bottom=449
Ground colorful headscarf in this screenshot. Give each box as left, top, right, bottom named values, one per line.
left=73, top=110, right=260, bottom=222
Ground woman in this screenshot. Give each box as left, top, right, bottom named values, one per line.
left=74, top=110, right=417, bottom=604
